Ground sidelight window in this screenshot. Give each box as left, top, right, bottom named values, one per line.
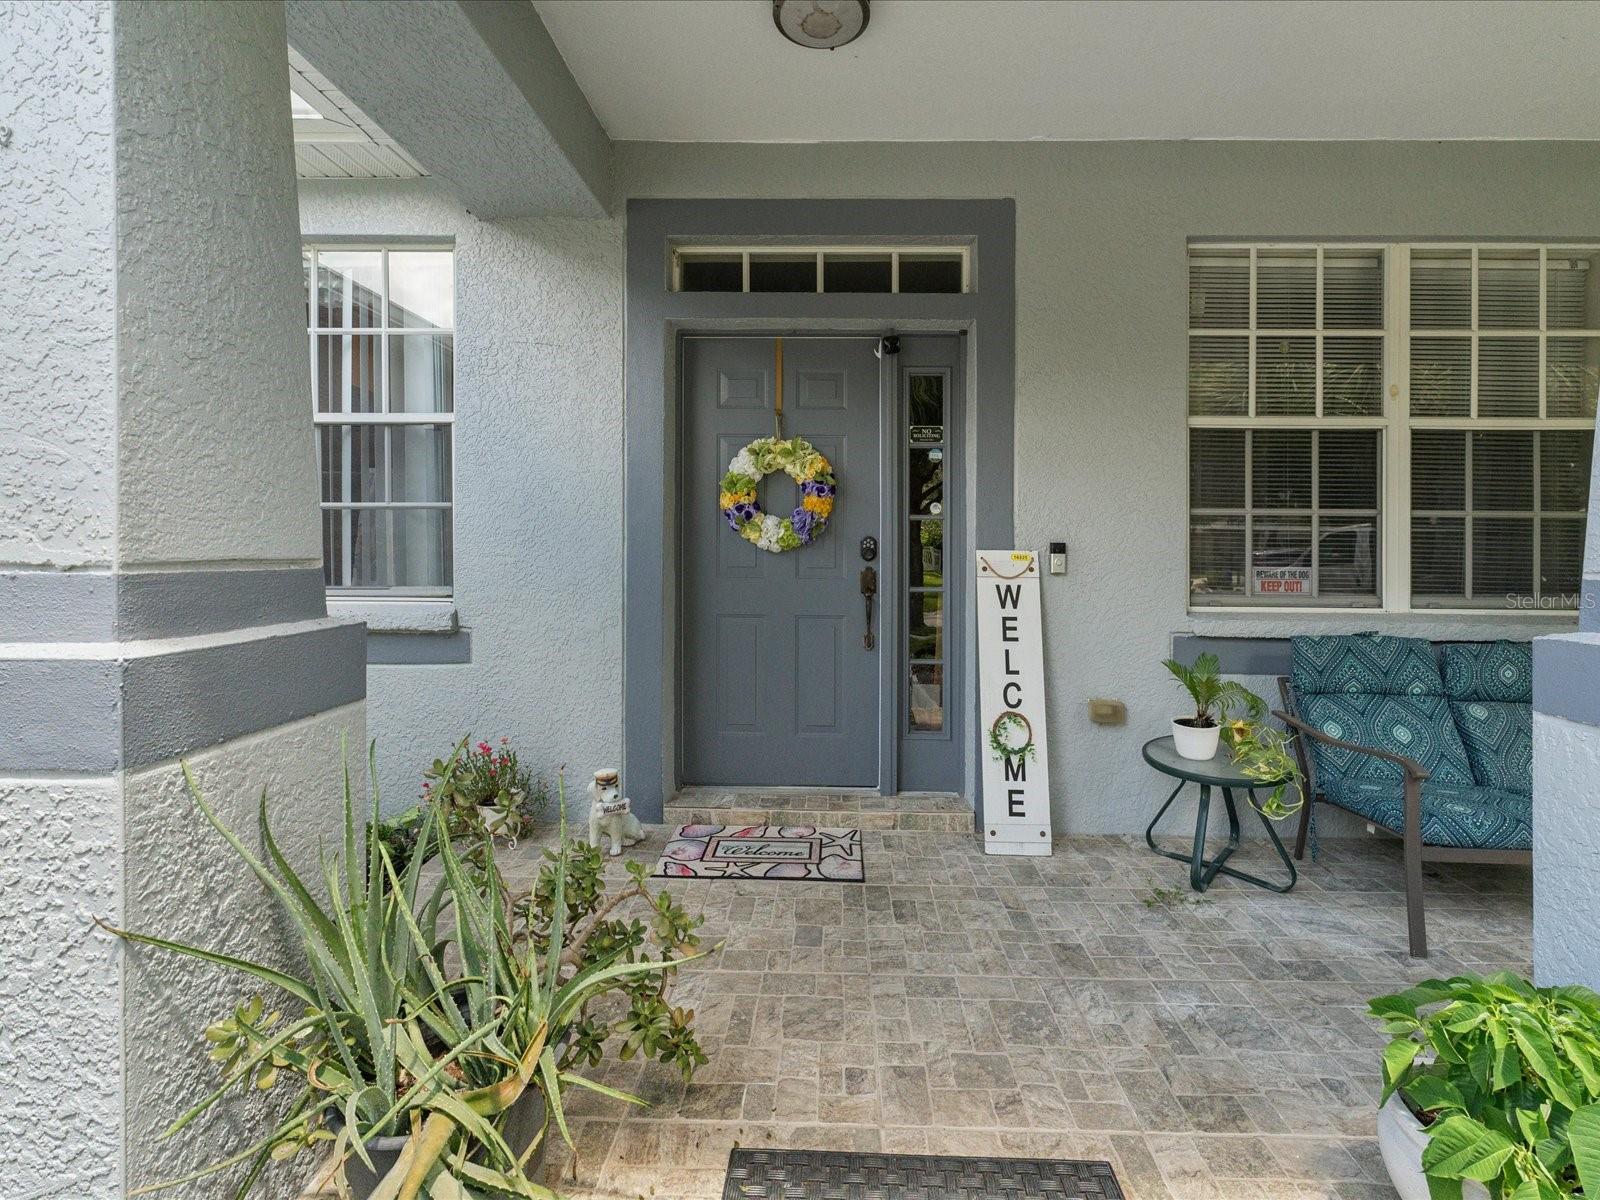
left=306, top=245, right=455, bottom=595
left=906, top=370, right=949, bottom=731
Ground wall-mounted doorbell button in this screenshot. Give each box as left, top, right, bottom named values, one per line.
left=1048, top=541, right=1067, bottom=575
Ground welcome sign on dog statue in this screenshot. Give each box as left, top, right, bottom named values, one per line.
left=976, top=550, right=1053, bottom=856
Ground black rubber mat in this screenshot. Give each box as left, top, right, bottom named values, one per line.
left=722, top=1148, right=1124, bottom=1199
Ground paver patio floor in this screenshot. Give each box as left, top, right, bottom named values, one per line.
left=509, top=824, right=1530, bottom=1200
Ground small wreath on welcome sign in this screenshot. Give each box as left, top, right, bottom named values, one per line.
left=719, top=436, right=837, bottom=554
left=988, top=710, right=1036, bottom=765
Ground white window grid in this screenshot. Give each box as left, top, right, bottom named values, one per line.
left=1189, top=428, right=1384, bottom=606
left=305, top=243, right=455, bottom=597
left=670, top=244, right=971, bottom=294
left=1187, top=242, right=1599, bottom=613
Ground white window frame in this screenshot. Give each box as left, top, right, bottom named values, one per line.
left=1187, top=241, right=1598, bottom=616
left=305, top=242, right=456, bottom=599
left=670, top=244, right=971, bottom=293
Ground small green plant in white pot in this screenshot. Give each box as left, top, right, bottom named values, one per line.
left=1160, top=651, right=1266, bottom=760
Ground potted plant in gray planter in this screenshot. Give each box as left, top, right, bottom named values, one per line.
left=1370, top=971, right=1600, bottom=1199
left=1160, top=651, right=1266, bottom=760
left=102, top=754, right=707, bottom=1199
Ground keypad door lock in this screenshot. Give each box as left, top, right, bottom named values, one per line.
left=859, top=535, right=878, bottom=562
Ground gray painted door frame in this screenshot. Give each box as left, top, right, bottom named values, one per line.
left=677, top=332, right=897, bottom=790
left=623, top=199, right=1016, bottom=822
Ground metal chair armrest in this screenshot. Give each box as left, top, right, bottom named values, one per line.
left=1272, top=710, right=1432, bottom=782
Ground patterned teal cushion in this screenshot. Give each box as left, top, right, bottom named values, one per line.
left=1291, top=634, right=1444, bottom=697
left=1450, top=700, right=1532, bottom=793
left=1299, top=692, right=1475, bottom=787
left=1320, top=776, right=1532, bottom=850
left=1441, top=641, right=1533, bottom=703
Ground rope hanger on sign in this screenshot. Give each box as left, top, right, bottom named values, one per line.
left=773, top=336, right=784, bottom=440
left=978, top=554, right=1037, bottom=580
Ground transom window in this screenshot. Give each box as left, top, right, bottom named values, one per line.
left=1188, top=243, right=1597, bottom=610
left=671, top=245, right=968, bottom=294
left=305, top=245, right=454, bottom=595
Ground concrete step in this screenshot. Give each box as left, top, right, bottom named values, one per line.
left=663, top=788, right=972, bottom=833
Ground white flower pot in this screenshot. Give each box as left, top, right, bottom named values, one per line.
left=1377, top=1093, right=1489, bottom=1200
left=1171, top=719, right=1221, bottom=760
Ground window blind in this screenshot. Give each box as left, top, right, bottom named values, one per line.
left=1188, top=243, right=1598, bottom=611
left=1407, top=247, right=1597, bottom=607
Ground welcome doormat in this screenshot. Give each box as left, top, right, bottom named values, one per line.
left=654, top=825, right=864, bottom=881
left=722, top=1148, right=1124, bottom=1199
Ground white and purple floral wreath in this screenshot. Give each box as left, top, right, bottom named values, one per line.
left=718, top=436, right=837, bottom=554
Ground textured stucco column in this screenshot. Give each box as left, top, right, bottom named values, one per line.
left=0, top=4, right=365, bottom=1197
left=1532, top=408, right=1600, bottom=988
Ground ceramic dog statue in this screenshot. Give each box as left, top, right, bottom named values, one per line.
left=587, top=768, right=644, bottom=857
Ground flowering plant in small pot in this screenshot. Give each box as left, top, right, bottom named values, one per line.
left=1370, top=971, right=1600, bottom=1200
left=1160, top=651, right=1266, bottom=760
left=422, top=736, right=547, bottom=847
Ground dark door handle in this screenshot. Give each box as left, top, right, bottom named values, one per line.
left=859, top=566, right=877, bottom=650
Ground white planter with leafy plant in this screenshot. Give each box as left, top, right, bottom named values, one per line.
left=1370, top=971, right=1600, bottom=1200
left=1161, top=651, right=1266, bottom=761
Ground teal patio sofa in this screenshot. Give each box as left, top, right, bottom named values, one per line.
left=1275, top=634, right=1532, bottom=958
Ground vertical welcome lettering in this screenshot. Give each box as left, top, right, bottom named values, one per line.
left=977, top=552, right=1053, bottom=856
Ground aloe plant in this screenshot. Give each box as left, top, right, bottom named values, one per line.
left=100, top=748, right=704, bottom=1199
left=1372, top=972, right=1600, bottom=1198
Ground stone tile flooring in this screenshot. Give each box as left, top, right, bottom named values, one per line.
left=512, top=825, right=1532, bottom=1200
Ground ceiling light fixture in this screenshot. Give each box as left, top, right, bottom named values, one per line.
left=772, top=0, right=869, bottom=50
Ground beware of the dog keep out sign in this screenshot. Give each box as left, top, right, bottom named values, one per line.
left=976, top=550, right=1053, bottom=856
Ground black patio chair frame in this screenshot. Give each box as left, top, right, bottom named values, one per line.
left=1274, top=677, right=1531, bottom=960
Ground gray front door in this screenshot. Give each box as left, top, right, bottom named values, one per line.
left=681, top=336, right=881, bottom=787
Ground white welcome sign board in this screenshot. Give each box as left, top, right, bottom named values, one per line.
left=976, top=550, right=1053, bottom=856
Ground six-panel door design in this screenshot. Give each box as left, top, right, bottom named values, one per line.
left=681, top=337, right=882, bottom=787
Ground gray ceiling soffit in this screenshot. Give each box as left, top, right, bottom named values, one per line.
left=285, top=0, right=610, bottom=218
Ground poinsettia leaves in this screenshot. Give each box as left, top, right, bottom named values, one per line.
left=1404, top=1074, right=1467, bottom=1117
left=1514, top=1104, right=1550, bottom=1145
left=1560, top=1033, right=1600, bottom=1096
left=1382, top=1039, right=1423, bottom=1102
left=1382, top=1043, right=1433, bottom=1107
left=1369, top=993, right=1422, bottom=1022
left=1569, top=1103, right=1600, bottom=1195
left=1505, top=1178, right=1562, bottom=1200
left=1420, top=1114, right=1517, bottom=1182
left=1510, top=1019, right=1580, bottom=1110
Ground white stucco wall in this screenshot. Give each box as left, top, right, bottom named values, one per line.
left=121, top=700, right=366, bottom=1198
left=298, top=181, right=623, bottom=815
left=0, top=777, right=124, bottom=1198
left=113, top=0, right=321, bottom=570
left=0, top=0, right=117, bottom=569
left=303, top=140, right=1597, bottom=833
left=1533, top=708, right=1600, bottom=988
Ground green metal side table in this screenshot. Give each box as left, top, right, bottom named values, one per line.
left=1141, top=735, right=1297, bottom=893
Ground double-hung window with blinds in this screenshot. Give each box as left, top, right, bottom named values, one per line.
left=306, top=246, right=455, bottom=595
left=1187, top=244, right=1598, bottom=610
